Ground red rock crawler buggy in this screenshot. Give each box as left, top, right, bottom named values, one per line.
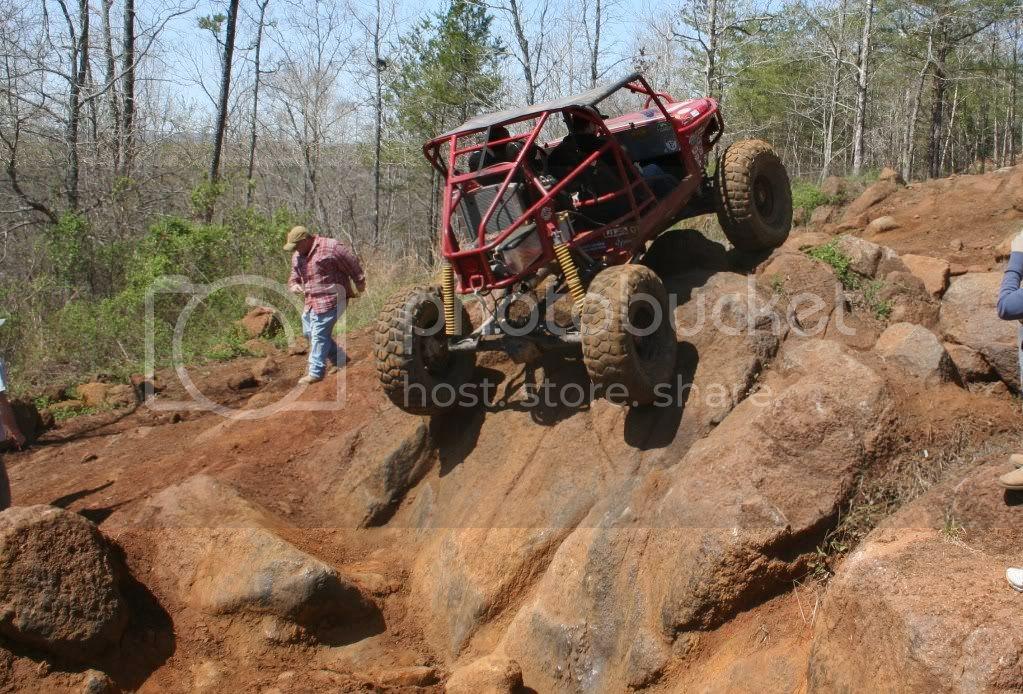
left=375, top=72, right=791, bottom=414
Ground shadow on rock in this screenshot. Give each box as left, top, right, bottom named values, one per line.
left=431, top=406, right=486, bottom=478
left=624, top=341, right=698, bottom=451
left=49, top=481, right=114, bottom=509
left=486, top=352, right=593, bottom=426
left=100, top=547, right=176, bottom=690
left=643, top=228, right=773, bottom=281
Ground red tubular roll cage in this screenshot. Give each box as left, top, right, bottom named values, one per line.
left=423, top=74, right=722, bottom=293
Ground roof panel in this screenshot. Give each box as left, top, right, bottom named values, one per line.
left=436, top=72, right=643, bottom=139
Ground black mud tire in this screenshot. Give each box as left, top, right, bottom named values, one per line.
left=374, top=285, right=476, bottom=416
left=714, top=139, right=792, bottom=251
left=580, top=265, right=677, bottom=406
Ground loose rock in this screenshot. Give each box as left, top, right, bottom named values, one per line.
left=864, top=215, right=899, bottom=235
left=900, top=253, right=950, bottom=298
left=237, top=307, right=282, bottom=339
left=940, top=272, right=1020, bottom=391
left=873, top=323, right=960, bottom=385
left=0, top=506, right=127, bottom=660
left=446, top=655, right=523, bottom=694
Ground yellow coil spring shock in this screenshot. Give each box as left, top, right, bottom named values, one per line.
left=441, top=264, right=457, bottom=336
left=554, top=243, right=586, bottom=311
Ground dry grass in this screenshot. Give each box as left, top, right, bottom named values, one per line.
left=337, top=251, right=435, bottom=335
left=808, top=422, right=988, bottom=582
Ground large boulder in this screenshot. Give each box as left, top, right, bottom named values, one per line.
left=125, top=475, right=373, bottom=634
left=189, top=527, right=371, bottom=627
left=835, top=235, right=883, bottom=277
left=873, top=323, right=960, bottom=385
left=820, top=176, right=845, bottom=199
left=446, top=655, right=524, bottom=694
left=0, top=505, right=127, bottom=660
left=940, top=272, right=1020, bottom=391
left=944, top=343, right=996, bottom=383
left=6, top=398, right=51, bottom=446
left=330, top=418, right=433, bottom=528
left=877, top=167, right=906, bottom=185
left=880, top=271, right=940, bottom=329
left=809, top=204, right=836, bottom=226
left=901, top=253, right=951, bottom=298
left=808, top=463, right=1023, bottom=692
left=76, top=383, right=109, bottom=408
left=842, top=180, right=898, bottom=220
left=864, top=216, right=899, bottom=235
left=498, top=340, right=893, bottom=692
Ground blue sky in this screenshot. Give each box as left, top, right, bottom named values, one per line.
left=151, top=0, right=658, bottom=121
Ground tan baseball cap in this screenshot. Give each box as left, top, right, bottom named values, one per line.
left=283, top=226, right=311, bottom=251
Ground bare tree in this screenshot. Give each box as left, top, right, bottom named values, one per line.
left=851, top=0, right=873, bottom=175
left=209, top=0, right=240, bottom=187
left=246, top=0, right=270, bottom=207
left=493, top=0, right=549, bottom=104
left=121, top=0, right=135, bottom=174
left=352, top=0, right=396, bottom=245
left=670, top=0, right=774, bottom=101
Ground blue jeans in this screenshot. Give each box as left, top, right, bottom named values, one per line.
left=302, top=305, right=346, bottom=378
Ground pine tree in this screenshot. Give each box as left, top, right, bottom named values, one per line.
left=389, top=0, right=505, bottom=147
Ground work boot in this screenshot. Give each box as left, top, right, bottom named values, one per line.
left=1011, top=454, right=1023, bottom=469
left=998, top=467, right=1023, bottom=490
left=298, top=374, right=323, bottom=386
left=1008, top=568, right=1023, bottom=592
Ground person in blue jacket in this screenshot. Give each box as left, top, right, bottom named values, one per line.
left=996, top=231, right=1023, bottom=592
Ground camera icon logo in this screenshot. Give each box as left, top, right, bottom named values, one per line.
left=144, top=274, right=348, bottom=418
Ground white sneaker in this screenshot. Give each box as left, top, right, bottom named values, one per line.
left=1007, top=567, right=1023, bottom=592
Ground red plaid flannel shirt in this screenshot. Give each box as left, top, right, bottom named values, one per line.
left=289, top=237, right=366, bottom=314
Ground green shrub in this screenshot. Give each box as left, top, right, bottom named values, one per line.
left=806, top=240, right=857, bottom=289
left=791, top=182, right=831, bottom=214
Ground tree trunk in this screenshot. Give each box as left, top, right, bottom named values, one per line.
left=372, top=0, right=383, bottom=245
left=588, top=0, right=601, bottom=88
left=1010, top=22, right=1018, bottom=166
left=246, top=0, right=269, bottom=207
left=821, top=0, right=848, bottom=181
left=66, top=0, right=90, bottom=210
left=508, top=0, right=535, bottom=103
left=851, top=0, right=873, bottom=175
left=101, top=0, right=120, bottom=173
left=902, top=34, right=932, bottom=182
left=928, top=41, right=950, bottom=179
left=209, top=0, right=240, bottom=186
left=121, top=0, right=136, bottom=175
left=706, top=0, right=719, bottom=99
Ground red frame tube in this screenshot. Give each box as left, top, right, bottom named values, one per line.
left=423, top=75, right=723, bottom=293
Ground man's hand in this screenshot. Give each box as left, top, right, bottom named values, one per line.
left=289, top=283, right=304, bottom=295
left=1012, top=231, right=1023, bottom=254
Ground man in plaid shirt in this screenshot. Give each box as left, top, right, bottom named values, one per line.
left=285, top=226, right=366, bottom=385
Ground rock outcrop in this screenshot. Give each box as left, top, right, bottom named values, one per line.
left=809, top=463, right=1023, bottom=693
left=497, top=340, right=893, bottom=692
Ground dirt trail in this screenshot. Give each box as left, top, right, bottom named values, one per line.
left=1, top=168, right=1023, bottom=692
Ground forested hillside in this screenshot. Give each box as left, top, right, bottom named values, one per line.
left=1, top=0, right=1020, bottom=385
